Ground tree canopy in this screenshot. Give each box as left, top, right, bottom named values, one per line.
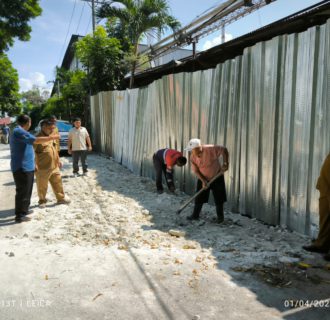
left=75, top=26, right=125, bottom=94
left=97, top=0, right=180, bottom=88
left=0, top=53, right=21, bottom=115
left=0, top=0, right=42, bottom=52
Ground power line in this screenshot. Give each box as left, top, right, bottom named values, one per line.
left=75, top=1, right=86, bottom=34
left=57, top=0, right=78, bottom=66
left=85, top=15, right=92, bottom=35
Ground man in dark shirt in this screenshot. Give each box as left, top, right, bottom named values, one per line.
left=153, top=148, right=187, bottom=194
left=10, top=115, right=59, bottom=223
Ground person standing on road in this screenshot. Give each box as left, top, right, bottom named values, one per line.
left=34, top=120, right=70, bottom=208
left=68, top=118, right=92, bottom=176
left=153, top=148, right=187, bottom=194
left=303, top=153, right=330, bottom=260
left=185, top=138, right=229, bottom=223
left=48, top=115, right=60, bottom=153
left=10, top=115, right=60, bottom=223
left=2, top=125, right=10, bottom=144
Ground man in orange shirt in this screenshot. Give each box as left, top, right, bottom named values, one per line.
left=153, top=148, right=187, bottom=194
left=185, top=138, right=229, bottom=223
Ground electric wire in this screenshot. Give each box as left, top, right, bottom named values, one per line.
left=57, top=0, right=78, bottom=66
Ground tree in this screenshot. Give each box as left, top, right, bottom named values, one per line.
left=43, top=69, right=89, bottom=122
left=97, top=0, right=180, bottom=88
left=0, top=53, right=21, bottom=115
left=0, top=0, right=42, bottom=52
left=75, top=26, right=124, bottom=94
left=21, top=86, right=49, bottom=128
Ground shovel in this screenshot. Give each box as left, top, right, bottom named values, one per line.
left=176, top=170, right=225, bottom=214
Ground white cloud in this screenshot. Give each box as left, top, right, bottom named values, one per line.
left=202, top=33, right=233, bottom=51
left=19, top=72, right=51, bottom=92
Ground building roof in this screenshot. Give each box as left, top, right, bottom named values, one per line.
left=130, top=0, right=330, bottom=88
left=0, top=117, right=11, bottom=125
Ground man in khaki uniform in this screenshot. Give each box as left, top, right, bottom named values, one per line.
left=303, top=153, right=330, bottom=259
left=34, top=120, right=70, bottom=208
left=49, top=115, right=60, bottom=153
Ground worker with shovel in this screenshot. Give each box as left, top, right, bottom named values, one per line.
left=153, top=148, right=187, bottom=194
left=184, top=138, right=229, bottom=223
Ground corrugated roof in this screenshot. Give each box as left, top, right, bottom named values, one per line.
left=131, top=0, right=330, bottom=88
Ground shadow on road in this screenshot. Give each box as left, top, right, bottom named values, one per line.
left=90, top=155, right=330, bottom=320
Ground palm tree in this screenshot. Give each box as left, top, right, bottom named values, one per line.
left=97, top=0, right=180, bottom=88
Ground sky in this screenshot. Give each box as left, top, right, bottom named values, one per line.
left=6, top=0, right=322, bottom=93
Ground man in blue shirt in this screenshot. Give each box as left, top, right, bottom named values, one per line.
left=10, top=115, right=60, bottom=223
left=2, top=125, right=10, bottom=144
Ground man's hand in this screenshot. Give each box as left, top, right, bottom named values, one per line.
left=222, top=162, right=229, bottom=172
left=58, top=161, right=63, bottom=169
left=202, top=179, right=208, bottom=189
left=88, top=146, right=92, bottom=152
left=68, top=149, right=72, bottom=155
left=49, top=133, right=60, bottom=140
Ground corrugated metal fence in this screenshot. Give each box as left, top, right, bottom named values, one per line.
left=91, top=20, right=330, bottom=236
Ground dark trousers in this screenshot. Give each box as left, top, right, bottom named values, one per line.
left=72, top=150, right=88, bottom=173
left=191, top=175, right=227, bottom=219
left=13, top=170, right=34, bottom=219
left=153, top=154, right=174, bottom=191
left=195, top=175, right=227, bottom=205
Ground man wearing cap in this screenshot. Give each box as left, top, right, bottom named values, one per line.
left=153, top=148, right=187, bottom=194
left=185, top=138, right=229, bottom=223
left=34, top=120, right=70, bottom=208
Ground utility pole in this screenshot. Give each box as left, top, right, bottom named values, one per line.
left=80, top=0, right=102, bottom=33
left=91, top=0, right=96, bottom=32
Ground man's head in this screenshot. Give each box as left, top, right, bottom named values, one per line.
left=73, top=117, right=81, bottom=128
left=41, top=120, right=56, bottom=136
left=17, top=114, right=31, bottom=130
left=49, top=115, right=57, bottom=123
left=176, top=156, right=187, bottom=167
left=185, top=138, right=202, bottom=156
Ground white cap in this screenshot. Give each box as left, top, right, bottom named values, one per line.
left=184, top=138, right=201, bottom=151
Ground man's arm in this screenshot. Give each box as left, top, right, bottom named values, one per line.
left=34, top=134, right=60, bottom=144
left=222, top=147, right=229, bottom=171
left=68, top=135, right=72, bottom=155
left=86, top=136, right=92, bottom=151
left=191, top=161, right=208, bottom=188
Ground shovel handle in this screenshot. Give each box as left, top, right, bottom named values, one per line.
left=176, top=170, right=225, bottom=215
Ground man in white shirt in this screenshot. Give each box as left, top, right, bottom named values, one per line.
left=68, top=118, right=92, bottom=176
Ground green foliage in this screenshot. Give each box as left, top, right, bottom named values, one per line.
left=97, top=0, right=180, bottom=87
left=21, top=86, right=49, bottom=128
left=0, top=53, right=21, bottom=115
left=75, top=26, right=125, bottom=93
left=0, top=0, right=42, bottom=52
left=43, top=69, right=89, bottom=121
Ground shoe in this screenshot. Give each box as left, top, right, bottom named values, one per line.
left=302, top=245, right=328, bottom=254
left=157, top=189, right=164, bottom=194
left=323, top=253, right=330, bottom=261
left=187, top=204, right=203, bottom=221
left=216, top=216, right=224, bottom=224
left=73, top=172, right=79, bottom=177
left=39, top=203, right=46, bottom=209
left=23, top=209, right=34, bottom=216
left=57, top=198, right=71, bottom=205
left=187, top=214, right=199, bottom=221
left=15, top=216, right=31, bottom=223
left=82, top=171, right=88, bottom=176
